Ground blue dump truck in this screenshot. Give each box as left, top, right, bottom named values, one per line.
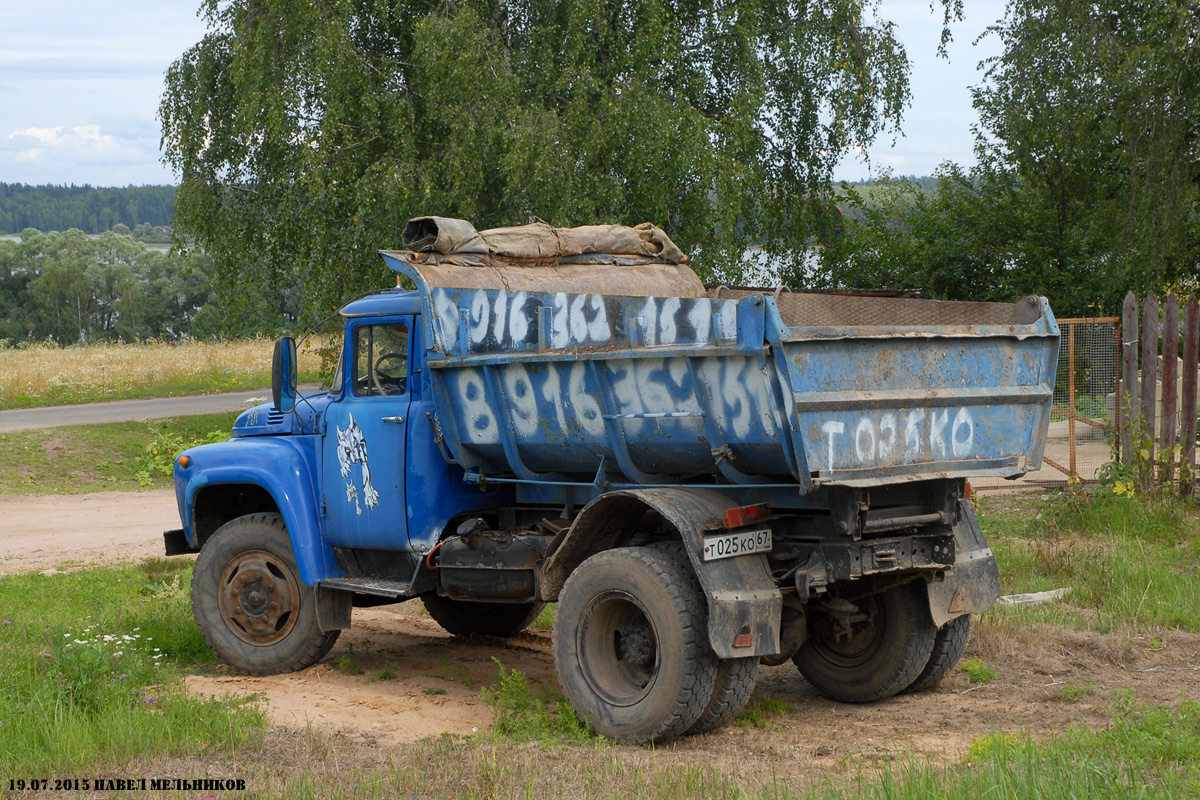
left=165, top=217, right=1059, bottom=743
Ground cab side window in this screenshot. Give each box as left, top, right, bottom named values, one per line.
left=352, top=323, right=409, bottom=397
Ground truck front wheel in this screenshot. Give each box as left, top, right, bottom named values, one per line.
left=792, top=582, right=935, bottom=703
left=553, top=547, right=717, bottom=744
left=192, top=513, right=339, bottom=675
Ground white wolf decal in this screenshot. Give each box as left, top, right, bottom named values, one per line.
left=336, top=413, right=380, bottom=515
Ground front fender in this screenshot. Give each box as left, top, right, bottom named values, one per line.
left=174, top=437, right=341, bottom=586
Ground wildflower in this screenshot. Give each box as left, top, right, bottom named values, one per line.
left=3, top=619, right=11, bottom=625
left=42, top=653, right=51, bottom=658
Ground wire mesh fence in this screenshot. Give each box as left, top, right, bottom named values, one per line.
left=975, top=317, right=1120, bottom=490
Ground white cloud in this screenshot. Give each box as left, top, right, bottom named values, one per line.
left=11, top=125, right=115, bottom=148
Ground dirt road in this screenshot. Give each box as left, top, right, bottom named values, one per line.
left=4, top=490, right=1198, bottom=760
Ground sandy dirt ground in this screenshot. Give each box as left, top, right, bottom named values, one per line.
left=4, top=490, right=1199, bottom=762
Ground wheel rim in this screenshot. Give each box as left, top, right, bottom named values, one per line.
left=578, top=590, right=660, bottom=707
left=217, top=550, right=301, bottom=646
left=811, top=595, right=886, bottom=668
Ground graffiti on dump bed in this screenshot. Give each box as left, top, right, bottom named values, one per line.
left=444, top=355, right=782, bottom=449
left=814, top=407, right=976, bottom=472
left=429, top=288, right=739, bottom=354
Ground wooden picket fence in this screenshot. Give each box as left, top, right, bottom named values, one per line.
left=1120, top=291, right=1200, bottom=487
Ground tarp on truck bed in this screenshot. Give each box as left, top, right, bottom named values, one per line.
left=401, top=216, right=686, bottom=267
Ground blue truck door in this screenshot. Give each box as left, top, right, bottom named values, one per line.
left=321, top=319, right=412, bottom=550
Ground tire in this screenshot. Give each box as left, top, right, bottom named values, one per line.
left=422, top=594, right=546, bottom=638
left=192, top=512, right=339, bottom=675
left=905, top=614, right=971, bottom=693
left=793, top=582, right=936, bottom=703
left=642, top=542, right=760, bottom=736
left=553, top=547, right=718, bottom=744
left=688, top=656, right=759, bottom=735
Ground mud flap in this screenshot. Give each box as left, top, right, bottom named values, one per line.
left=926, top=500, right=1001, bottom=627
left=627, top=489, right=782, bottom=660
left=316, top=586, right=353, bottom=632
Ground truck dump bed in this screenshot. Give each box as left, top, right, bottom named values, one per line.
left=382, top=218, right=1058, bottom=495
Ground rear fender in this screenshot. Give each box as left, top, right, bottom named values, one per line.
left=542, top=487, right=782, bottom=659
left=180, top=439, right=341, bottom=586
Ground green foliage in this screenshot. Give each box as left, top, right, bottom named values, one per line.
left=0, top=229, right=219, bottom=344
left=0, top=184, right=175, bottom=235
left=820, top=0, right=1200, bottom=317
left=959, top=657, right=997, bottom=685
left=160, top=0, right=925, bottom=322
left=134, top=425, right=231, bottom=486
left=482, top=659, right=599, bottom=745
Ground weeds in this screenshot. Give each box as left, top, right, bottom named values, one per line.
left=735, top=697, right=795, bottom=729
left=368, top=663, right=398, bottom=682
left=336, top=655, right=364, bottom=676
left=979, top=489, right=1200, bottom=633
left=134, top=425, right=230, bottom=485
left=482, top=659, right=599, bottom=745
left=1050, top=680, right=1097, bottom=702
left=959, top=657, right=997, bottom=685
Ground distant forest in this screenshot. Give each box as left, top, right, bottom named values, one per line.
left=0, top=184, right=176, bottom=235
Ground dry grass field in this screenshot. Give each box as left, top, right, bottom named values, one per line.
left=0, top=339, right=327, bottom=409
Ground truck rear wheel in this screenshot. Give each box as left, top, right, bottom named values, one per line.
left=905, top=614, right=971, bottom=693
left=192, top=513, right=339, bottom=675
left=687, top=656, right=759, bottom=735
left=792, top=582, right=935, bottom=703
left=422, top=595, right=545, bottom=638
left=553, top=547, right=717, bottom=743
left=644, top=542, right=759, bottom=736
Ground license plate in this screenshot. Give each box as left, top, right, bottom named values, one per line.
left=702, top=529, right=772, bottom=561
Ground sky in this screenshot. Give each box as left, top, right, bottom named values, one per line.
left=0, top=0, right=1007, bottom=188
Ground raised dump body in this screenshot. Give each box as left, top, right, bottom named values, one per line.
left=382, top=244, right=1058, bottom=498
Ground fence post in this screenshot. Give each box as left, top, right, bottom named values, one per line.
left=1067, top=322, right=1077, bottom=477
left=1183, top=295, right=1199, bottom=492
left=1121, top=292, right=1138, bottom=463
left=1139, top=293, right=1160, bottom=487
left=1161, top=294, right=1179, bottom=485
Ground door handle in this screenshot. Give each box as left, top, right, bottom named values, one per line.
left=383, top=416, right=405, bottom=424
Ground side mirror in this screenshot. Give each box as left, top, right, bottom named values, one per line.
left=272, top=336, right=298, bottom=413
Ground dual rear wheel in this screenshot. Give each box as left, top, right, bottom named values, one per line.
left=793, top=582, right=971, bottom=702
left=552, top=545, right=759, bottom=743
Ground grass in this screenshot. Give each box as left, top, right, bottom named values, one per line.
left=958, top=657, right=997, bottom=685
left=481, top=659, right=599, bottom=745
left=978, top=489, right=1200, bottom=633
left=0, top=558, right=264, bottom=776
left=0, top=412, right=239, bottom=494
left=102, top=694, right=1200, bottom=799
left=735, top=696, right=795, bottom=729
left=0, top=337, right=326, bottom=410
left=1051, top=679, right=1098, bottom=702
